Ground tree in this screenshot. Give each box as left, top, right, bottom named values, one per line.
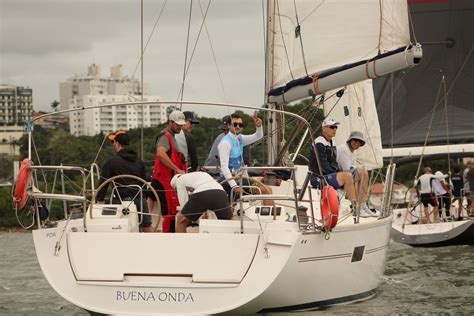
left=50, top=100, right=60, bottom=112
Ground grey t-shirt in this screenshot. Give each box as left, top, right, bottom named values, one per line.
left=156, top=129, right=180, bottom=153
left=205, top=132, right=225, bottom=166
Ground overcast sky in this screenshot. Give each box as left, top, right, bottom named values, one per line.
left=1, top=0, right=266, bottom=118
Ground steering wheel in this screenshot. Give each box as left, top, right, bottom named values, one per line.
left=90, top=174, right=161, bottom=232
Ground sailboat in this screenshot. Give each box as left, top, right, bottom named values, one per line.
left=15, top=1, right=421, bottom=314
left=374, top=0, right=474, bottom=246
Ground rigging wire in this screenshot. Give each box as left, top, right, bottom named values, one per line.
left=179, top=0, right=194, bottom=106
left=175, top=0, right=214, bottom=103
left=276, top=0, right=295, bottom=80
left=198, top=0, right=226, bottom=101
left=130, top=0, right=169, bottom=81
left=292, top=0, right=309, bottom=76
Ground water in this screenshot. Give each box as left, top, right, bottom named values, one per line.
left=0, top=233, right=473, bottom=315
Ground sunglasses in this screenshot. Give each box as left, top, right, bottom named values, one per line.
left=233, top=122, right=244, bottom=128
left=329, top=125, right=338, bottom=130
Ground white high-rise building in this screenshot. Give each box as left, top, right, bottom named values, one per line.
left=70, top=95, right=168, bottom=136
left=61, top=64, right=168, bottom=136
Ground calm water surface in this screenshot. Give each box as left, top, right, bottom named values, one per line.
left=0, top=233, right=473, bottom=315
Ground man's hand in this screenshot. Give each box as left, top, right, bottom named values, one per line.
left=253, top=114, right=262, bottom=128
left=175, top=169, right=185, bottom=175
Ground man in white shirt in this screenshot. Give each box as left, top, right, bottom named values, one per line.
left=432, top=170, right=451, bottom=219
left=336, top=131, right=372, bottom=214
left=217, top=113, right=263, bottom=195
left=416, top=167, right=444, bottom=223
left=171, top=172, right=232, bottom=233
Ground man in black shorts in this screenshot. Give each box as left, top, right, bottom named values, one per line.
left=171, top=172, right=233, bottom=233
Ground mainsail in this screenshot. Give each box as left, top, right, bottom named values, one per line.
left=265, top=0, right=421, bottom=104
left=374, top=0, right=474, bottom=159
left=264, top=0, right=422, bottom=164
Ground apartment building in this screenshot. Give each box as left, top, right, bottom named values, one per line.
left=0, top=85, right=33, bottom=125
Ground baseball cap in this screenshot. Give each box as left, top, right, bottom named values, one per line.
left=168, top=110, right=186, bottom=125
left=107, top=130, right=130, bottom=146
left=183, top=111, right=200, bottom=124
left=219, top=115, right=231, bottom=130
left=347, top=131, right=366, bottom=146
left=322, top=117, right=340, bottom=127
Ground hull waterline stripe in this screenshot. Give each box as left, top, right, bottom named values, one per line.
left=298, top=253, right=352, bottom=262
left=258, top=289, right=376, bottom=313
left=365, top=243, right=389, bottom=254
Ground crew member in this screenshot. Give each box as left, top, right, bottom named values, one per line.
left=148, top=110, right=187, bottom=232
left=175, top=111, right=199, bottom=172
left=217, top=113, right=263, bottom=196
left=171, top=172, right=232, bottom=233
left=97, top=130, right=152, bottom=232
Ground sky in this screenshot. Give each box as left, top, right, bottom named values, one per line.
left=1, top=0, right=267, bottom=119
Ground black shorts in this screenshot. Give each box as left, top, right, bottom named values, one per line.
left=437, top=193, right=451, bottom=210
left=181, top=190, right=232, bottom=222
left=147, top=178, right=169, bottom=213
left=420, top=193, right=438, bottom=207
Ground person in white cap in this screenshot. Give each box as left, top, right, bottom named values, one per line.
left=309, top=118, right=369, bottom=216
left=148, top=110, right=188, bottom=233
left=171, top=172, right=232, bottom=233
left=336, top=131, right=374, bottom=216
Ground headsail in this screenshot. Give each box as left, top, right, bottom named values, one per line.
left=266, top=0, right=422, bottom=104
left=324, top=80, right=383, bottom=170
left=374, top=0, right=474, bottom=159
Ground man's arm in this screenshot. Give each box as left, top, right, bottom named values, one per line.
left=218, top=140, right=237, bottom=188
left=157, top=146, right=185, bottom=174
left=241, top=126, right=263, bottom=146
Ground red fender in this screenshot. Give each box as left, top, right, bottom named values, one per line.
left=321, top=185, right=339, bottom=229
left=14, top=159, right=31, bottom=209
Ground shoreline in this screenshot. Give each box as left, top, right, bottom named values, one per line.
left=0, top=227, right=30, bottom=233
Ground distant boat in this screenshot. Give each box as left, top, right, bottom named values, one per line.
left=374, top=0, right=474, bottom=247
left=16, top=1, right=422, bottom=314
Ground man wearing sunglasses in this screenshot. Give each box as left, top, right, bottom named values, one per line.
left=309, top=117, right=360, bottom=212
left=337, top=131, right=377, bottom=217
left=217, top=113, right=263, bottom=195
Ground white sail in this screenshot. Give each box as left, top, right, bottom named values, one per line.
left=266, top=0, right=420, bottom=104
left=324, top=80, right=383, bottom=170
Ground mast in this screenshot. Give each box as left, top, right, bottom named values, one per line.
left=265, top=0, right=278, bottom=165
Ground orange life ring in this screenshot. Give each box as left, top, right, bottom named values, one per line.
left=14, top=159, right=30, bottom=209
left=321, top=185, right=339, bottom=229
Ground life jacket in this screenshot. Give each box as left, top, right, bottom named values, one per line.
left=152, top=131, right=187, bottom=232
left=222, top=133, right=244, bottom=172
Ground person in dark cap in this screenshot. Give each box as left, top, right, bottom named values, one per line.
left=176, top=111, right=199, bottom=172
left=96, top=130, right=152, bottom=232
left=205, top=115, right=230, bottom=168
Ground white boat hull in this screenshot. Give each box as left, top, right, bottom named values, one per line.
left=391, top=207, right=474, bottom=247
left=33, top=216, right=391, bottom=315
